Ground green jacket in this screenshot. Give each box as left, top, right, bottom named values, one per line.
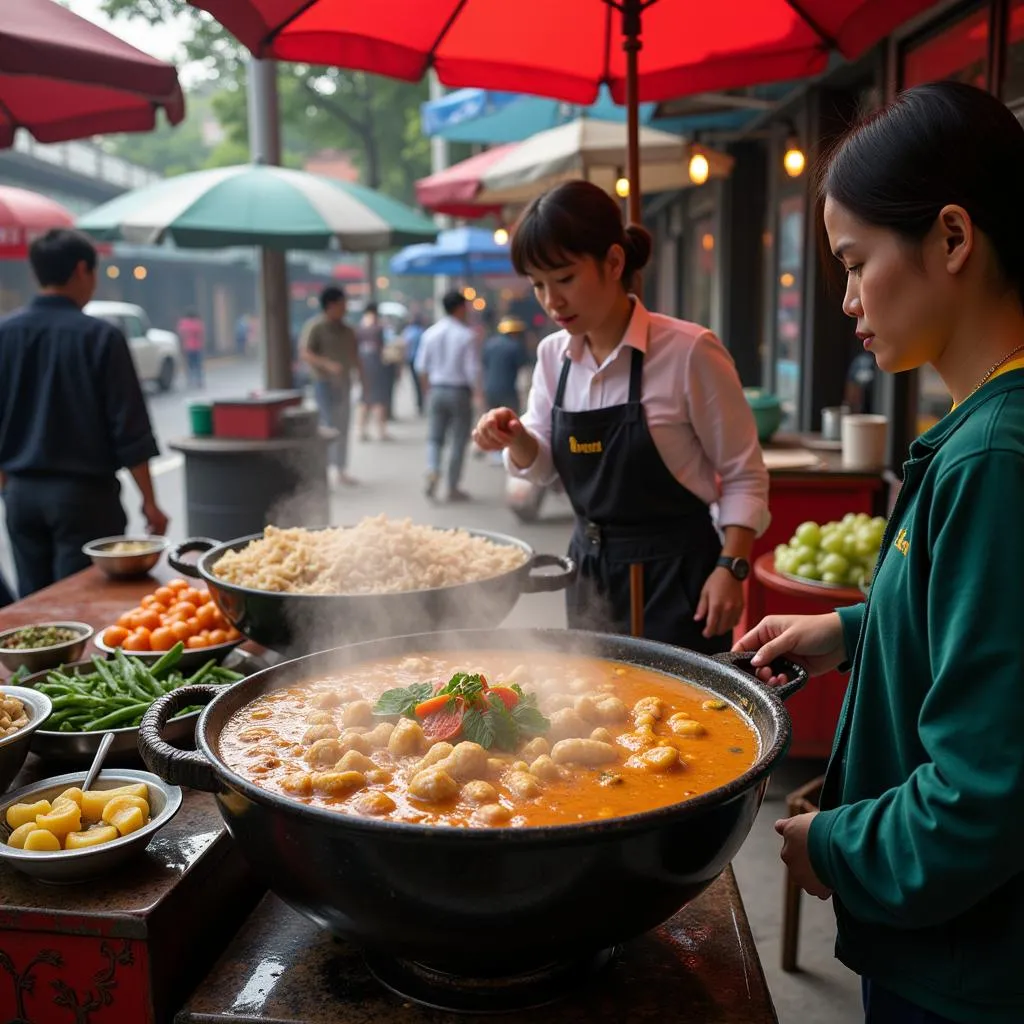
left=809, top=370, right=1024, bottom=1023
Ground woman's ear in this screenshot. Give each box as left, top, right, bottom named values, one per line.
left=605, top=243, right=626, bottom=283
left=937, top=204, right=973, bottom=275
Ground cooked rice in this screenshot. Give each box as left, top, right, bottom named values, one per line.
left=212, top=515, right=529, bottom=595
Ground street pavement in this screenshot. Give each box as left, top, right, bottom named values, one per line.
left=0, top=353, right=859, bottom=1023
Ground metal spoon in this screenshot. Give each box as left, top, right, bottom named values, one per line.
left=82, top=732, right=115, bottom=793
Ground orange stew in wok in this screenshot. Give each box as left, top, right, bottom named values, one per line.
left=218, top=651, right=758, bottom=828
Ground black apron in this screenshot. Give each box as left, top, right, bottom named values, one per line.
left=551, top=346, right=727, bottom=654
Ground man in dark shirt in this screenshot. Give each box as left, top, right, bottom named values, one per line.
left=0, top=229, right=168, bottom=597
left=482, top=316, right=529, bottom=414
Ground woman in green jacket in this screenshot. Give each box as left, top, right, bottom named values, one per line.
left=735, top=81, right=1024, bottom=1024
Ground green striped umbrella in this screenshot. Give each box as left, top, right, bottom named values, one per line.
left=77, top=164, right=438, bottom=251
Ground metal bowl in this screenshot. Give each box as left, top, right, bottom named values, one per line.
left=19, top=660, right=216, bottom=767
left=0, top=686, right=54, bottom=793
left=0, top=768, right=182, bottom=884
left=82, top=535, right=169, bottom=579
left=0, top=622, right=94, bottom=674
left=93, top=632, right=242, bottom=674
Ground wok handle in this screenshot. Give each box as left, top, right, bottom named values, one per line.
left=138, top=685, right=224, bottom=793
left=167, top=538, right=219, bottom=578
left=522, top=553, right=577, bottom=594
left=711, top=650, right=808, bottom=703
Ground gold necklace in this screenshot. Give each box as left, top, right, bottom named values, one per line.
left=967, top=344, right=1024, bottom=400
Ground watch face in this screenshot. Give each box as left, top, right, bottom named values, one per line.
left=733, top=558, right=751, bottom=581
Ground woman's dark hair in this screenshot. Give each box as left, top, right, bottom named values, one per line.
left=29, top=229, right=96, bottom=287
left=820, top=81, right=1024, bottom=303
left=510, top=180, right=652, bottom=291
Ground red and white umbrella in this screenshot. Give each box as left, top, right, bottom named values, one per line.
left=0, top=186, right=75, bottom=260
left=0, top=0, right=185, bottom=147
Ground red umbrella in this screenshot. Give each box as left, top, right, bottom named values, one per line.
left=188, top=0, right=936, bottom=223
left=415, top=144, right=517, bottom=219
left=0, top=186, right=75, bottom=260
left=0, top=0, right=185, bottom=147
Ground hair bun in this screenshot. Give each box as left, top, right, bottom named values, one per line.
left=624, top=224, right=653, bottom=274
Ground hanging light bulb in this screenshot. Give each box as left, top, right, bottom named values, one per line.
left=493, top=227, right=509, bottom=245
left=688, top=146, right=710, bottom=186
left=615, top=176, right=630, bottom=198
left=783, top=135, right=806, bottom=178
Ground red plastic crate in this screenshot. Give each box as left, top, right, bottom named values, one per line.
left=212, top=392, right=303, bottom=440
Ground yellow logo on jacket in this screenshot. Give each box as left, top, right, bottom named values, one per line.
left=894, top=528, right=910, bottom=556
left=569, top=436, right=603, bottom=454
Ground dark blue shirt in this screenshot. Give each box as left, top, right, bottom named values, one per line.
left=482, top=333, right=528, bottom=398
left=0, top=295, right=159, bottom=478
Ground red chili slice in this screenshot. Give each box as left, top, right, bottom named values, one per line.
left=488, top=686, right=520, bottom=711
left=420, top=700, right=465, bottom=742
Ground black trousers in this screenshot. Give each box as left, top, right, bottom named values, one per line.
left=565, top=518, right=728, bottom=656
left=3, top=474, right=127, bottom=597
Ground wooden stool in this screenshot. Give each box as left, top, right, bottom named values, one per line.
left=781, top=774, right=825, bottom=972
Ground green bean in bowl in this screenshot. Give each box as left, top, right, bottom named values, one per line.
left=22, top=642, right=244, bottom=765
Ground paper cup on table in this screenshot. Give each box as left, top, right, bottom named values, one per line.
left=841, top=414, right=888, bottom=469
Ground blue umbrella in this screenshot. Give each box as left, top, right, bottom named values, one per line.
left=421, top=85, right=656, bottom=145
left=390, top=226, right=513, bottom=277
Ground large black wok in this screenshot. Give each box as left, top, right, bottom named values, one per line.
left=139, top=628, right=805, bottom=977
left=168, top=529, right=574, bottom=654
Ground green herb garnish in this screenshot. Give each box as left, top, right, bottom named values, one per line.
left=372, top=671, right=550, bottom=751
left=373, top=681, right=433, bottom=718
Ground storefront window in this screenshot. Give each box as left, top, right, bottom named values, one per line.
left=774, top=194, right=804, bottom=430
left=683, top=214, right=715, bottom=329
left=902, top=4, right=989, bottom=432
left=902, top=5, right=989, bottom=90
left=1003, top=0, right=1024, bottom=116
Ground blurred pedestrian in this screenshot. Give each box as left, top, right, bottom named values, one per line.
left=355, top=303, right=392, bottom=442
left=234, top=312, right=251, bottom=355
left=482, top=316, right=530, bottom=466
left=300, top=286, right=362, bottom=487
left=0, top=229, right=168, bottom=597
left=177, top=308, right=206, bottom=388
left=416, top=290, right=479, bottom=502
left=403, top=314, right=428, bottom=415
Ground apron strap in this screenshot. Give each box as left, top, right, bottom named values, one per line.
left=628, top=347, right=644, bottom=403
left=554, top=354, right=573, bottom=407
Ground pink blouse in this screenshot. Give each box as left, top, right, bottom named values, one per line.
left=506, top=300, right=771, bottom=536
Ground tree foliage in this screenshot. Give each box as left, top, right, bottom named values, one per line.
left=99, top=0, right=432, bottom=200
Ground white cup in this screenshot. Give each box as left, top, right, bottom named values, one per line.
left=841, top=414, right=888, bottom=469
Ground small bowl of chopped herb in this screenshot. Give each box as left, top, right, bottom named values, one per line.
left=0, top=623, right=94, bottom=675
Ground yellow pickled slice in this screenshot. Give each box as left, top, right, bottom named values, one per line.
left=108, top=806, right=145, bottom=837
left=6, top=800, right=51, bottom=830
left=65, top=826, right=119, bottom=850
left=7, top=822, right=41, bottom=848
left=35, top=803, right=81, bottom=838
left=55, top=787, right=84, bottom=808
left=81, top=785, right=149, bottom=822
left=100, top=795, right=149, bottom=825
left=23, top=829, right=61, bottom=852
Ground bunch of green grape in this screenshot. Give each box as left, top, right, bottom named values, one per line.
left=774, top=513, right=886, bottom=587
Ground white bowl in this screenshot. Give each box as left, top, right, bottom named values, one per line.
left=0, top=768, right=182, bottom=884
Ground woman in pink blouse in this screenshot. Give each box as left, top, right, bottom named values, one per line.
left=474, top=181, right=769, bottom=652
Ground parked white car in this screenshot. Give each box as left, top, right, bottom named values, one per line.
left=84, top=300, right=181, bottom=392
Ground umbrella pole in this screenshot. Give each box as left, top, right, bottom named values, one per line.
left=622, top=0, right=642, bottom=229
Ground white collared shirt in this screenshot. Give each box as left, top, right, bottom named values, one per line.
left=506, top=300, right=771, bottom=536
left=414, top=315, right=479, bottom=388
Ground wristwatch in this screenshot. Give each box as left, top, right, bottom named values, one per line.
left=716, top=555, right=751, bottom=581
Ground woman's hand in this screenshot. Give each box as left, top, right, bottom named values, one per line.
left=694, top=569, right=745, bottom=638
left=775, top=813, right=832, bottom=899
left=472, top=408, right=539, bottom=468
left=732, top=613, right=847, bottom=685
